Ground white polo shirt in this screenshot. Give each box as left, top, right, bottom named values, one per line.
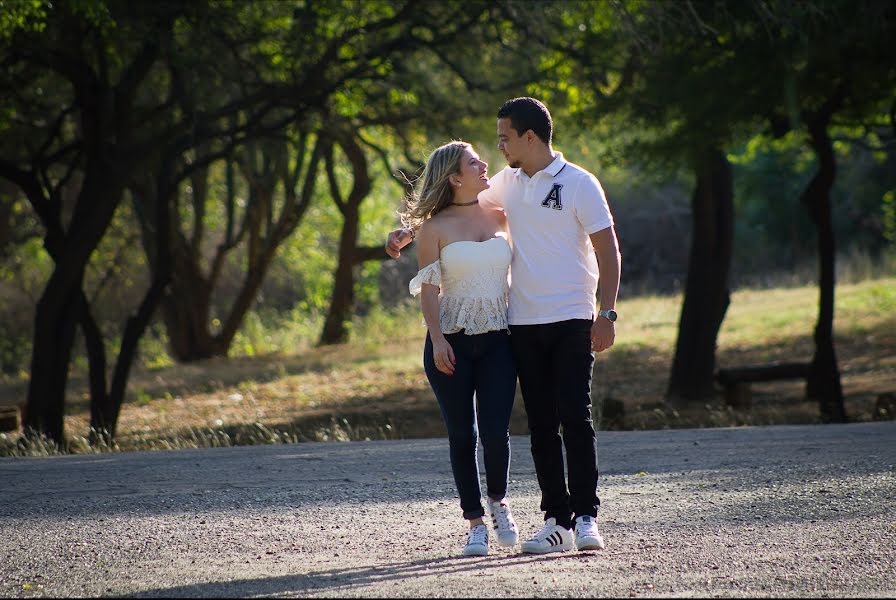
left=479, top=153, right=613, bottom=325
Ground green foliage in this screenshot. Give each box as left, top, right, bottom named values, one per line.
left=0, top=0, right=47, bottom=37
left=0, top=236, right=52, bottom=292
left=727, top=126, right=896, bottom=272
left=883, top=191, right=896, bottom=243
left=728, top=133, right=816, bottom=267
left=67, top=0, right=115, bottom=31
left=0, top=321, right=29, bottom=376
left=138, top=325, right=173, bottom=371
left=276, top=199, right=338, bottom=313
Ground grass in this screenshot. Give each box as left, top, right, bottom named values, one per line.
left=1, top=276, right=894, bottom=456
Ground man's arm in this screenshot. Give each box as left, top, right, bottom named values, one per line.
left=589, top=226, right=621, bottom=353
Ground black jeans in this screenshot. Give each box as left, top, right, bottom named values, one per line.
left=424, top=329, right=517, bottom=520
left=510, top=319, right=599, bottom=529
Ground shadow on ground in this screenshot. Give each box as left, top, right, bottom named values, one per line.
left=124, top=552, right=582, bottom=598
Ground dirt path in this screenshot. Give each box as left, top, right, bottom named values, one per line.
left=1, top=422, right=894, bottom=597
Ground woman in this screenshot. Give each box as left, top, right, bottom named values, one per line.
left=405, top=141, right=519, bottom=557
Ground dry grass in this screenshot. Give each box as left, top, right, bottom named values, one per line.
left=1, top=277, right=894, bottom=455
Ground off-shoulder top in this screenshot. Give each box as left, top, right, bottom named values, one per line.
left=409, top=236, right=512, bottom=335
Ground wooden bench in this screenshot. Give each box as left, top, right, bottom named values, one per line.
left=0, top=405, right=21, bottom=432
left=715, top=362, right=811, bottom=410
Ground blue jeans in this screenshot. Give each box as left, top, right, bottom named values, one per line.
left=424, top=329, right=517, bottom=520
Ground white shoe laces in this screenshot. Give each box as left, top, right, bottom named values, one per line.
left=491, top=503, right=516, bottom=531
left=576, top=517, right=599, bottom=536
left=467, top=525, right=488, bottom=546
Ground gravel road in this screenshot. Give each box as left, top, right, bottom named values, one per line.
left=1, top=422, right=894, bottom=598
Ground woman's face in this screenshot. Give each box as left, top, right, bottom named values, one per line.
left=453, top=147, right=489, bottom=195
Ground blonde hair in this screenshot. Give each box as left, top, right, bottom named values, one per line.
left=399, top=141, right=469, bottom=231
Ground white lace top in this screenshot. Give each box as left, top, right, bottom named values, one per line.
left=409, top=236, right=512, bottom=335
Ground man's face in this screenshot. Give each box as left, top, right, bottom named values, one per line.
left=497, top=117, right=528, bottom=169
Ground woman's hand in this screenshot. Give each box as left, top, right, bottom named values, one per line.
left=431, top=335, right=456, bottom=375
left=385, top=228, right=413, bottom=259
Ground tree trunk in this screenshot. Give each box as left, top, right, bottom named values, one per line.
left=157, top=136, right=322, bottom=362
left=161, top=250, right=220, bottom=361
left=24, top=148, right=127, bottom=443
left=158, top=157, right=221, bottom=362
left=103, top=173, right=173, bottom=440
left=24, top=280, right=83, bottom=445
left=318, top=133, right=373, bottom=346
left=320, top=203, right=360, bottom=345
left=84, top=165, right=175, bottom=443
left=666, top=148, right=734, bottom=405
left=0, top=179, right=16, bottom=257
left=82, top=298, right=112, bottom=441
left=802, top=116, right=847, bottom=423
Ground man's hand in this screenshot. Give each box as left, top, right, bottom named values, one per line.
left=385, top=228, right=413, bottom=259
left=591, top=317, right=615, bottom=353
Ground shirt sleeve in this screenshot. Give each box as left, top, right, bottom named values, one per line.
left=409, top=260, right=441, bottom=296
left=478, top=167, right=508, bottom=210
left=574, top=174, right=614, bottom=234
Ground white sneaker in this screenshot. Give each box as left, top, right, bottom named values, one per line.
left=574, top=515, right=605, bottom=550
left=463, top=524, right=489, bottom=556
left=520, top=517, right=573, bottom=554
left=488, top=499, right=519, bottom=547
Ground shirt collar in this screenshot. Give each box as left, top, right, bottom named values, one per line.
left=512, top=152, right=567, bottom=179
left=545, top=152, right=567, bottom=177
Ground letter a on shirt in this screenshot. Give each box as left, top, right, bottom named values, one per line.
left=541, top=184, right=563, bottom=210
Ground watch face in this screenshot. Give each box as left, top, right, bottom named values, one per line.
left=607, top=310, right=617, bottom=322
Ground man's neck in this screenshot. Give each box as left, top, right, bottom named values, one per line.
left=521, top=146, right=557, bottom=178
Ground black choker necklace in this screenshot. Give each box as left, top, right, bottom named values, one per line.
left=452, top=199, right=479, bottom=206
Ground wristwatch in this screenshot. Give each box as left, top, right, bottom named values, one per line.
left=597, top=309, right=618, bottom=322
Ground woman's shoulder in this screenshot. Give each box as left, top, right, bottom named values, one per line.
left=417, top=216, right=442, bottom=237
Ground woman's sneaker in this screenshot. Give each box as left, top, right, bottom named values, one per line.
left=520, top=518, right=574, bottom=554
left=488, top=499, right=519, bottom=547
left=463, top=524, right=489, bottom=556
left=574, top=515, right=605, bottom=550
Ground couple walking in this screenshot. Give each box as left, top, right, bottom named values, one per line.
left=386, top=97, right=621, bottom=557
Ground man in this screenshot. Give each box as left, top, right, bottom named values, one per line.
left=386, top=97, right=621, bottom=554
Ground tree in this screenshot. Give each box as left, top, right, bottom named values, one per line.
left=318, top=128, right=379, bottom=344
left=0, top=0, right=502, bottom=445
left=158, top=127, right=324, bottom=361
left=151, top=2, right=502, bottom=356
left=774, top=0, right=896, bottom=421
left=510, top=0, right=894, bottom=415
left=0, top=1, right=188, bottom=445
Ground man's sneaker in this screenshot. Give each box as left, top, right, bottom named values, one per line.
left=463, top=524, right=489, bottom=556
left=520, top=517, right=573, bottom=554
left=488, top=499, right=519, bottom=547
left=574, top=515, right=605, bottom=550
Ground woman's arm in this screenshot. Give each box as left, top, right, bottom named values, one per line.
left=416, top=222, right=455, bottom=375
